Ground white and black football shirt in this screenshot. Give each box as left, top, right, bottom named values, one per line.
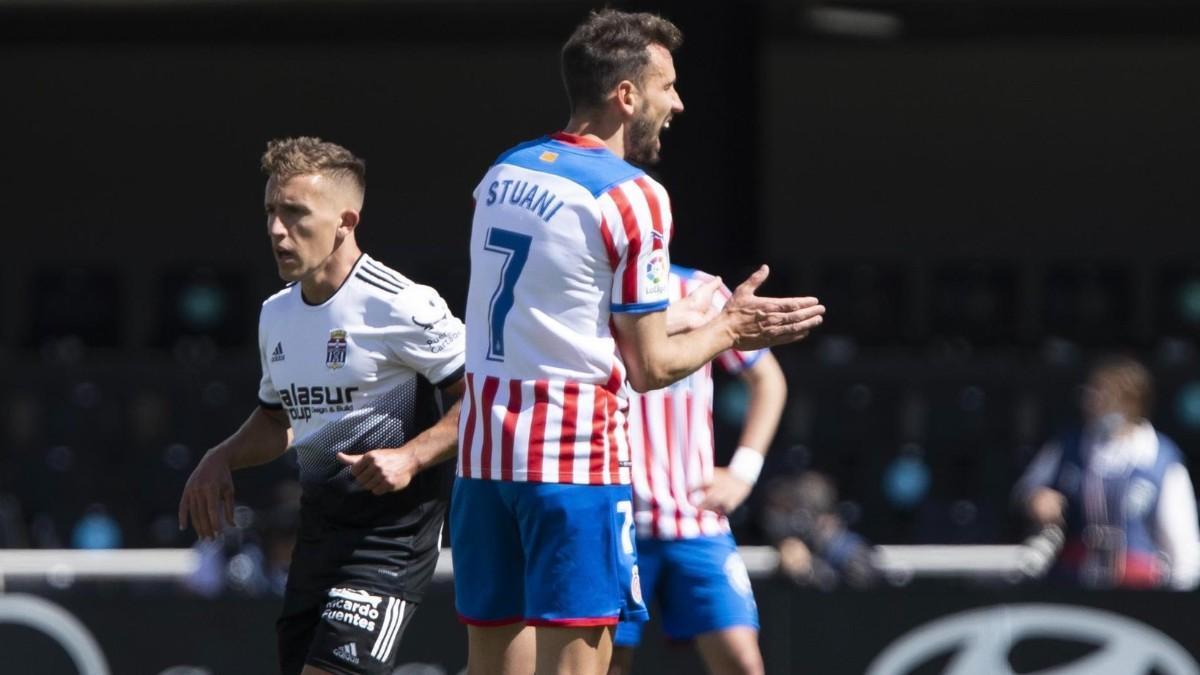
left=256, top=253, right=465, bottom=521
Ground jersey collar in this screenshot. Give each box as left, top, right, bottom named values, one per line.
left=550, top=131, right=608, bottom=150
left=299, top=252, right=366, bottom=308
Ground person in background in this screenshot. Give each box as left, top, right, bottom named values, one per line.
left=609, top=265, right=788, bottom=675
left=761, top=471, right=877, bottom=590
left=1014, top=355, right=1200, bottom=589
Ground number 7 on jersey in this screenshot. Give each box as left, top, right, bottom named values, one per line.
left=484, top=227, right=532, bottom=361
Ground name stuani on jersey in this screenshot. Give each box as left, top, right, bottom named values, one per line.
left=483, top=178, right=565, bottom=223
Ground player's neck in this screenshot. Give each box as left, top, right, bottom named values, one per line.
left=300, top=241, right=362, bottom=305
left=562, top=114, right=625, bottom=159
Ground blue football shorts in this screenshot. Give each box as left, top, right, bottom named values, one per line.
left=450, top=477, right=649, bottom=627
left=614, top=533, right=758, bottom=646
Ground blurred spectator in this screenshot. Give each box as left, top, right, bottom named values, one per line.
left=1014, top=355, right=1200, bottom=589
left=185, top=481, right=299, bottom=597
left=761, top=471, right=877, bottom=589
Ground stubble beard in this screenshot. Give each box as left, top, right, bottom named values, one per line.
left=625, top=107, right=662, bottom=166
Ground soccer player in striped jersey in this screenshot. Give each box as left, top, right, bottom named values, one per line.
left=610, top=266, right=786, bottom=675
left=452, top=11, right=825, bottom=675
left=178, top=138, right=465, bottom=675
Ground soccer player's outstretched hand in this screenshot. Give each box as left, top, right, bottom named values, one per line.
left=178, top=449, right=236, bottom=541
left=723, top=265, right=825, bottom=351
left=697, top=467, right=754, bottom=514
left=337, top=449, right=418, bottom=495
left=666, top=274, right=723, bottom=335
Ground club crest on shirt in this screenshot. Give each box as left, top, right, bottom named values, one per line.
left=326, top=329, right=348, bottom=370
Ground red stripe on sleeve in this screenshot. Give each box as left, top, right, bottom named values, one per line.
left=634, top=177, right=665, bottom=248
left=460, top=373, right=478, bottom=478
left=500, top=380, right=522, bottom=481
left=558, top=382, right=580, bottom=483
left=607, top=187, right=642, bottom=305
left=598, top=216, right=620, bottom=271
left=478, top=376, right=500, bottom=480
left=526, top=381, right=550, bottom=481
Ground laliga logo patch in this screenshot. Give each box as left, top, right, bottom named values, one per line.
left=867, top=604, right=1199, bottom=675
left=644, top=250, right=667, bottom=295
left=326, top=329, right=348, bottom=370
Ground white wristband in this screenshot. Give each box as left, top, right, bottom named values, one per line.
left=728, top=446, right=764, bottom=485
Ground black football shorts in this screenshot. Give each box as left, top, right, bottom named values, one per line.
left=276, top=498, right=444, bottom=674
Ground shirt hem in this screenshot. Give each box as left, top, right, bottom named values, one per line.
left=456, top=471, right=630, bottom=485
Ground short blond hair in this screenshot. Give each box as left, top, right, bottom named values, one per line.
left=260, top=136, right=366, bottom=195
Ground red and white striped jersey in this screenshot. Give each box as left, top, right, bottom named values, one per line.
left=459, top=132, right=672, bottom=485
left=628, top=266, right=766, bottom=539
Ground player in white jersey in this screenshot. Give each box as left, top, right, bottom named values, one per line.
left=452, top=11, right=825, bottom=675
left=178, top=138, right=466, bottom=675
left=611, top=266, right=787, bottom=675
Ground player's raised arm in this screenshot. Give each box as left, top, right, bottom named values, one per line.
left=614, top=265, right=823, bottom=393
left=178, top=405, right=292, bottom=540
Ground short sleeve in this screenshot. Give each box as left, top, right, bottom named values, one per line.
left=708, top=281, right=767, bottom=374
left=384, top=285, right=467, bottom=387
left=256, top=311, right=283, bottom=409
left=599, top=177, right=671, bottom=313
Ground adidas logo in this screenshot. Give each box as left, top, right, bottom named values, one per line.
left=332, top=642, right=359, bottom=664
left=270, top=342, right=285, bottom=363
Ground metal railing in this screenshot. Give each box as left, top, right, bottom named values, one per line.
left=0, top=527, right=1063, bottom=589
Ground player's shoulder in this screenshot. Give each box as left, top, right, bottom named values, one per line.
left=260, top=282, right=297, bottom=314
left=493, top=133, right=645, bottom=198
left=350, top=256, right=453, bottom=317
left=349, top=255, right=418, bottom=301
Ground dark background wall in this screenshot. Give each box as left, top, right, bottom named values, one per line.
left=0, top=1, right=761, bottom=351
left=2, top=0, right=1200, bottom=548
left=763, top=39, right=1200, bottom=262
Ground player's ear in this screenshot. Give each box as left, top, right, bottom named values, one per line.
left=337, top=209, right=360, bottom=240
left=614, top=79, right=638, bottom=119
